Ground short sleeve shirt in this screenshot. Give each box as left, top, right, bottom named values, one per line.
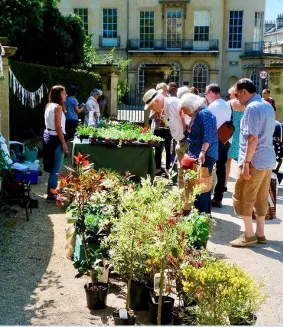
left=163, top=97, right=184, bottom=142
left=238, top=94, right=276, bottom=169
left=65, top=96, right=79, bottom=120
left=208, top=98, right=232, bottom=129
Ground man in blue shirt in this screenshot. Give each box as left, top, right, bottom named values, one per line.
left=231, top=78, right=276, bottom=247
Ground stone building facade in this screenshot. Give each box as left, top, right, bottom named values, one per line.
left=58, top=0, right=283, bottom=101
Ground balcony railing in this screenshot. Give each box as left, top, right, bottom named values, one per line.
left=128, top=39, right=219, bottom=52
left=99, top=36, right=121, bottom=48
left=244, top=41, right=283, bottom=57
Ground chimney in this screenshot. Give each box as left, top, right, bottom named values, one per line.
left=265, top=20, right=276, bottom=32
left=276, top=14, right=283, bottom=30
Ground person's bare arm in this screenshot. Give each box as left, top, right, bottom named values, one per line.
left=242, top=135, right=258, bottom=180
left=54, top=105, right=68, bottom=153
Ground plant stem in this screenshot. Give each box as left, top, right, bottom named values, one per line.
left=157, top=258, right=165, bottom=326
left=126, top=234, right=135, bottom=309
left=81, top=231, right=88, bottom=261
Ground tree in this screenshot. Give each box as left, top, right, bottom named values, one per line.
left=0, top=0, right=86, bottom=67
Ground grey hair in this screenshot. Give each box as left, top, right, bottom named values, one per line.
left=91, top=88, right=103, bottom=96
left=156, top=82, right=168, bottom=92
left=179, top=93, right=204, bottom=113
left=177, top=86, right=190, bottom=98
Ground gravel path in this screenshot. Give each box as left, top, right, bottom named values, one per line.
left=0, top=160, right=282, bottom=325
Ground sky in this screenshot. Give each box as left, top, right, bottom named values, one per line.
left=265, top=0, right=283, bottom=21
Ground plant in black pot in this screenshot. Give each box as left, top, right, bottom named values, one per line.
left=144, top=179, right=184, bottom=325
left=104, top=185, right=153, bottom=324
left=52, top=153, right=109, bottom=309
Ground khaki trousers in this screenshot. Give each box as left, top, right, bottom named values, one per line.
left=176, top=139, right=190, bottom=210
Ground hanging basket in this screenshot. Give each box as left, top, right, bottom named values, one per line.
left=185, top=165, right=213, bottom=194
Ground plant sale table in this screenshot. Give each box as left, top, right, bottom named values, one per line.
left=72, top=140, right=156, bottom=180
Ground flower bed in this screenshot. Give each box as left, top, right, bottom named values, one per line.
left=76, top=120, right=163, bottom=147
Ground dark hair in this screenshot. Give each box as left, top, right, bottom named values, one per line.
left=46, top=85, right=66, bottom=111
left=189, top=86, right=199, bottom=95
left=236, top=78, right=256, bottom=94
left=262, top=89, right=270, bottom=94
left=67, top=85, right=78, bottom=96
left=206, top=83, right=221, bottom=94
left=168, top=82, right=177, bottom=89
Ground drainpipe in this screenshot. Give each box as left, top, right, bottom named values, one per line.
left=127, top=0, right=129, bottom=89
left=221, top=0, right=228, bottom=90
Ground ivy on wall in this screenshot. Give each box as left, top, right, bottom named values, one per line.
left=9, top=60, right=101, bottom=139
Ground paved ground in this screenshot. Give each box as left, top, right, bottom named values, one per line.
left=0, top=160, right=282, bottom=325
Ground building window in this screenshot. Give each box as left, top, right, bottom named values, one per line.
left=166, top=10, right=182, bottom=49
left=194, top=11, right=210, bottom=41
left=140, top=11, right=154, bottom=49
left=250, top=70, right=261, bottom=93
left=103, top=8, right=117, bottom=38
left=254, top=12, right=264, bottom=43
left=228, top=11, right=243, bottom=49
left=193, top=63, right=209, bottom=94
left=74, top=8, right=88, bottom=33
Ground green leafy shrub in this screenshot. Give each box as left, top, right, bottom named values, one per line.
left=182, top=260, right=266, bottom=325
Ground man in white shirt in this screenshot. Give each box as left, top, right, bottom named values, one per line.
left=143, top=89, right=190, bottom=215
left=84, top=89, right=102, bottom=127
left=206, top=84, right=232, bottom=208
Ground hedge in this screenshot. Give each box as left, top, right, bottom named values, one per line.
left=9, top=60, right=101, bottom=139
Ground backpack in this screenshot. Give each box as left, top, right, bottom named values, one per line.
left=218, top=103, right=235, bottom=144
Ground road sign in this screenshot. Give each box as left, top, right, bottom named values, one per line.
left=259, top=70, right=268, bottom=80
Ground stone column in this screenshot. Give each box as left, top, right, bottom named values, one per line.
left=0, top=37, right=17, bottom=143
left=109, top=73, right=119, bottom=118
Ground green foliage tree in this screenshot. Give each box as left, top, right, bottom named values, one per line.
left=0, top=0, right=86, bottom=67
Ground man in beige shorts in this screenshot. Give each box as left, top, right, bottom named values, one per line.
left=230, top=78, right=276, bottom=247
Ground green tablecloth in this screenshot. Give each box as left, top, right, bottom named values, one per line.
left=72, top=141, right=155, bottom=179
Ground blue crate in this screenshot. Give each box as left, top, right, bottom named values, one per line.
left=15, top=170, right=39, bottom=184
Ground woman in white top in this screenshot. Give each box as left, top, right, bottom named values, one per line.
left=43, top=85, right=68, bottom=201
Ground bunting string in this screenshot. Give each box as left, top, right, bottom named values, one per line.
left=8, top=68, right=48, bottom=108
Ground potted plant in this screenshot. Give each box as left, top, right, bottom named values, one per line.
left=143, top=178, right=184, bottom=325
left=76, top=124, right=95, bottom=142
left=104, top=182, right=153, bottom=322
left=52, top=153, right=109, bottom=309
left=182, top=259, right=266, bottom=325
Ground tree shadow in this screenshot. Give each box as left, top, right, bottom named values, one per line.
left=0, top=171, right=60, bottom=324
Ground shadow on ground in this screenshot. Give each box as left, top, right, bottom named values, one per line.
left=0, top=171, right=61, bottom=325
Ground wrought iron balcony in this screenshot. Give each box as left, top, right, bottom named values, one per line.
left=244, top=41, right=283, bottom=57
left=99, top=36, right=121, bottom=48
left=127, top=39, right=219, bottom=52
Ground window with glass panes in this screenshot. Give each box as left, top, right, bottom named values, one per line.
left=228, top=11, right=243, bottom=49
left=254, top=12, right=264, bottom=43
left=193, top=63, right=209, bottom=94
left=194, top=11, right=210, bottom=41
left=103, top=8, right=117, bottom=38
left=140, top=11, right=154, bottom=49
left=166, top=11, right=182, bottom=48
left=74, top=8, right=88, bottom=33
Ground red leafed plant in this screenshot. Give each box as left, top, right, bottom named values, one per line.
left=51, top=152, right=106, bottom=262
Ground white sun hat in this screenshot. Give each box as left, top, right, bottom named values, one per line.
left=143, top=88, right=163, bottom=110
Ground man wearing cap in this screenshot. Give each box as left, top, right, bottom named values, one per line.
left=143, top=88, right=190, bottom=215
left=84, top=89, right=102, bottom=127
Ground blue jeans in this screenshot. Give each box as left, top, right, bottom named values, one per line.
left=47, top=144, right=64, bottom=195
left=194, top=157, right=216, bottom=214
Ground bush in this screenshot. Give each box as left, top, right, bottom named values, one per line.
left=9, top=60, right=101, bottom=139
left=182, top=260, right=266, bottom=325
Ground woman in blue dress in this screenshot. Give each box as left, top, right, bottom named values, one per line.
left=225, top=86, right=245, bottom=190
left=180, top=93, right=218, bottom=214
